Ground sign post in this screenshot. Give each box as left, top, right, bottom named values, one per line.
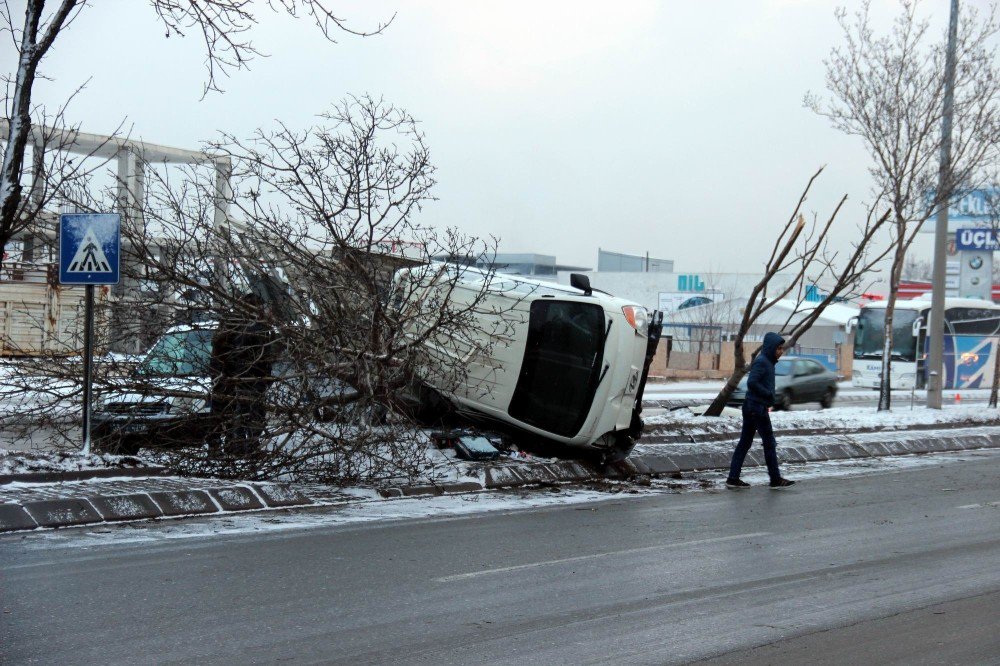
left=58, top=213, right=120, bottom=456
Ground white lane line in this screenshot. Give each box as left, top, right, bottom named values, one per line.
left=434, top=532, right=770, bottom=583
left=957, top=501, right=1000, bottom=509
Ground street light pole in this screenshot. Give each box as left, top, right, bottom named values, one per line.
left=928, top=0, right=960, bottom=410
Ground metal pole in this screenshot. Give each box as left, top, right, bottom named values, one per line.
left=81, top=284, right=94, bottom=456
left=928, top=0, right=960, bottom=410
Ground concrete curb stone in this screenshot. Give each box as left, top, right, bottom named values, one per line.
left=251, top=483, right=313, bottom=508
left=378, top=481, right=484, bottom=498
left=516, top=465, right=560, bottom=485
left=636, top=453, right=680, bottom=474
left=484, top=467, right=526, bottom=488
left=0, top=504, right=38, bottom=532
left=23, top=498, right=102, bottom=528
left=88, top=494, right=163, bottom=521
left=148, top=490, right=218, bottom=516
left=854, top=441, right=895, bottom=457
left=207, top=487, right=265, bottom=512
left=547, top=461, right=593, bottom=481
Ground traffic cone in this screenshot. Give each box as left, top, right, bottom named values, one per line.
left=955, top=393, right=962, bottom=404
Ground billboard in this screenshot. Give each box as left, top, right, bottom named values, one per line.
left=658, top=291, right=725, bottom=313
left=922, top=189, right=999, bottom=232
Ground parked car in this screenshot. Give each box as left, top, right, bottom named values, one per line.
left=93, top=319, right=343, bottom=454
left=393, top=265, right=663, bottom=462
left=729, top=356, right=838, bottom=410
left=92, top=323, right=217, bottom=454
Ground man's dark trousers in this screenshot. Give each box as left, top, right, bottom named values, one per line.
left=729, top=403, right=782, bottom=482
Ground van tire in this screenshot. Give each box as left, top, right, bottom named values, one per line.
left=598, top=432, right=635, bottom=465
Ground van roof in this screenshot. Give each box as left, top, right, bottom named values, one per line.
left=400, top=262, right=644, bottom=308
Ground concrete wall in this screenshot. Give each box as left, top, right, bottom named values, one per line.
left=649, top=338, right=855, bottom=381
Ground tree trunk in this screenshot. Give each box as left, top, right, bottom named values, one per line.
left=878, top=234, right=907, bottom=411
left=704, top=338, right=749, bottom=416
left=0, top=4, right=44, bottom=261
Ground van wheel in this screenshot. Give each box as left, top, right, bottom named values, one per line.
left=778, top=391, right=793, bottom=411
left=598, top=432, right=634, bottom=465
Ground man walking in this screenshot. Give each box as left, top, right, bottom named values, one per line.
left=726, top=331, right=795, bottom=489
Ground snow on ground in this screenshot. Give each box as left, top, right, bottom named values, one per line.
left=11, top=448, right=997, bottom=552
left=645, top=402, right=1000, bottom=435
left=645, top=380, right=992, bottom=400
left=0, top=448, right=147, bottom=476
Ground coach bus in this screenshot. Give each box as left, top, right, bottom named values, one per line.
left=851, top=297, right=1000, bottom=390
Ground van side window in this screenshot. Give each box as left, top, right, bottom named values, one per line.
left=508, top=301, right=606, bottom=437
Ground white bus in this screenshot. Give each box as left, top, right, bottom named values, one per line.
left=851, top=297, right=1000, bottom=390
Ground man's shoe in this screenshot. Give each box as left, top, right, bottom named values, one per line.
left=769, top=478, right=796, bottom=488
left=725, top=478, right=750, bottom=489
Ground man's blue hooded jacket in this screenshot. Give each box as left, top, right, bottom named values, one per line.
left=744, top=332, right=785, bottom=410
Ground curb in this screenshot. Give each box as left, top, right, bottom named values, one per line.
left=0, top=482, right=314, bottom=533
left=3, top=428, right=998, bottom=533
left=0, top=466, right=171, bottom=485
left=388, top=427, right=1000, bottom=493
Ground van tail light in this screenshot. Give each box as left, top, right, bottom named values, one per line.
left=622, top=305, right=648, bottom=334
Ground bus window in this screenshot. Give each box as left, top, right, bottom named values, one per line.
left=946, top=307, right=1000, bottom=336
left=508, top=301, right=606, bottom=437
left=853, top=308, right=919, bottom=361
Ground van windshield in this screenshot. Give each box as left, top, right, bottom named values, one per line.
left=137, top=329, right=214, bottom=377
left=508, top=301, right=606, bottom=437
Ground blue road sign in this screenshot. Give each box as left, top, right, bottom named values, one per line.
left=955, top=227, right=1000, bottom=251
left=59, top=213, right=120, bottom=285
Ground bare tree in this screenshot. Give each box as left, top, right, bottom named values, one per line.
left=0, top=0, right=390, bottom=267
left=806, top=0, right=1000, bottom=410
left=3, top=96, right=513, bottom=486
left=901, top=255, right=934, bottom=282
left=703, top=169, right=893, bottom=416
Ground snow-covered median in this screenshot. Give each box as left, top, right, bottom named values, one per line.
left=0, top=448, right=151, bottom=477
left=645, top=403, right=1000, bottom=437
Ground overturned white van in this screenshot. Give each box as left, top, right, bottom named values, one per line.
left=393, top=264, right=662, bottom=462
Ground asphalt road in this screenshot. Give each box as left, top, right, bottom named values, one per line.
left=3, top=452, right=1000, bottom=665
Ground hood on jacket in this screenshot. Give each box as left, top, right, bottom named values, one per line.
left=761, top=332, right=785, bottom=363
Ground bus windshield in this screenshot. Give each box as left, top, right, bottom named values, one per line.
left=853, top=308, right=919, bottom=362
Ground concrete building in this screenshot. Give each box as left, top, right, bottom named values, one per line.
left=596, top=249, right=673, bottom=273
left=438, top=252, right=590, bottom=280
left=556, top=270, right=799, bottom=314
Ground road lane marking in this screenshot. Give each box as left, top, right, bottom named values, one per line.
left=434, top=532, right=770, bottom=583
left=958, top=501, right=1000, bottom=509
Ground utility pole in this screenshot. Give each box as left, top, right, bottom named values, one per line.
left=928, top=0, right=960, bottom=409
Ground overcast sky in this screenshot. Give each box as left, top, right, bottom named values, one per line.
left=12, top=0, right=965, bottom=274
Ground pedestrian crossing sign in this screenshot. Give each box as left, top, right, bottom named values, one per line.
left=59, top=213, right=120, bottom=285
